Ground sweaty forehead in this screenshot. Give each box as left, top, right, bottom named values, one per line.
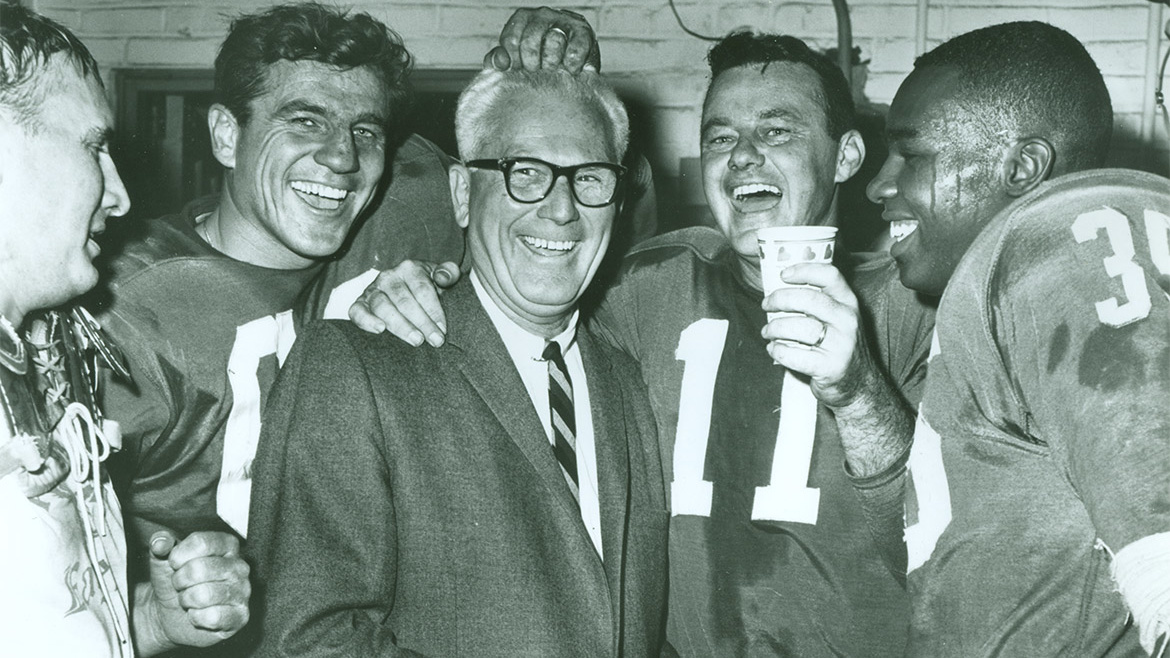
left=702, top=61, right=827, bottom=129
left=32, top=56, right=113, bottom=137
left=253, top=59, right=390, bottom=122
left=886, top=65, right=976, bottom=143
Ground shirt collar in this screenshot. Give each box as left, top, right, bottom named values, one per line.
left=469, top=270, right=578, bottom=361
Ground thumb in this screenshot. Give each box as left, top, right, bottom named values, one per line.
left=149, top=531, right=177, bottom=560
left=147, top=531, right=180, bottom=603
left=483, top=46, right=511, bottom=71
left=432, top=261, right=461, bottom=289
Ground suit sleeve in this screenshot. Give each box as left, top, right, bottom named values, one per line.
left=247, top=321, right=426, bottom=658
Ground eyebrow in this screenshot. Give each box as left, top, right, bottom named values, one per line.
left=83, top=126, right=115, bottom=146
left=758, top=108, right=801, bottom=122
left=278, top=99, right=388, bottom=126
left=885, top=126, right=919, bottom=142
left=700, top=107, right=805, bottom=134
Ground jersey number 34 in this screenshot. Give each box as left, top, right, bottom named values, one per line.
left=1073, top=207, right=1170, bottom=327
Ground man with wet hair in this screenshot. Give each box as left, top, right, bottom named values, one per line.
left=0, top=3, right=249, bottom=656
left=867, top=21, right=1168, bottom=656
left=96, top=1, right=597, bottom=585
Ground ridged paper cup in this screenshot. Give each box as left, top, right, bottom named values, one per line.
left=757, top=226, right=838, bottom=320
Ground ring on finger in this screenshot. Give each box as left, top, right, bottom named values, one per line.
left=812, top=322, right=828, bottom=348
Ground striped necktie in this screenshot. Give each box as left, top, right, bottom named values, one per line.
left=542, top=340, right=579, bottom=502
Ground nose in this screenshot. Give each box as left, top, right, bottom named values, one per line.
left=538, top=175, right=579, bottom=224
left=729, top=135, right=764, bottom=170
left=101, top=153, right=131, bottom=218
left=315, top=128, right=359, bottom=173
left=866, top=156, right=899, bottom=206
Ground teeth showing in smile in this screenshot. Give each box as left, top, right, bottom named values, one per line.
left=890, top=220, right=918, bottom=242
left=523, top=236, right=576, bottom=252
left=732, top=183, right=781, bottom=201
left=291, top=181, right=349, bottom=201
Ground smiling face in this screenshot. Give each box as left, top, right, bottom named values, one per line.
left=452, top=90, right=617, bottom=337
left=701, top=61, right=856, bottom=289
left=867, top=65, right=1014, bottom=297
left=210, top=59, right=390, bottom=269
left=0, top=55, right=130, bottom=323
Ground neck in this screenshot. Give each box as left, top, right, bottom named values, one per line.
left=470, top=270, right=575, bottom=339
left=738, top=258, right=765, bottom=294
left=211, top=187, right=316, bottom=270
left=0, top=284, right=27, bottom=328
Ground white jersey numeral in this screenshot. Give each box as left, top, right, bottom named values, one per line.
left=217, top=311, right=297, bottom=536
left=905, top=413, right=952, bottom=572
left=670, top=320, right=724, bottom=516
left=1143, top=209, right=1170, bottom=279
left=905, top=331, right=952, bottom=572
left=671, top=318, right=821, bottom=525
left=1072, top=207, right=1152, bottom=327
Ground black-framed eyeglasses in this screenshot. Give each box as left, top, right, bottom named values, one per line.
left=465, top=157, right=625, bottom=208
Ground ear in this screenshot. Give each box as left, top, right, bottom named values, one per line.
left=208, top=104, right=240, bottom=169
left=1003, top=136, right=1054, bottom=198
left=833, top=128, right=866, bottom=184
left=448, top=164, right=471, bottom=229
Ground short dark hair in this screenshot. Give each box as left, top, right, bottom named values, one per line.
left=706, top=31, right=855, bottom=140
left=214, top=2, right=413, bottom=126
left=915, top=21, right=1112, bottom=173
left=0, top=0, right=102, bottom=131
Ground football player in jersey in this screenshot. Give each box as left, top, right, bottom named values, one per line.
left=91, top=0, right=607, bottom=647
left=866, top=21, right=1169, bottom=656
left=0, top=3, right=249, bottom=656
left=350, top=32, right=936, bottom=657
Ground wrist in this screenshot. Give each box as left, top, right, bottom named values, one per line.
left=132, top=583, right=176, bottom=657
left=832, top=380, right=915, bottom=480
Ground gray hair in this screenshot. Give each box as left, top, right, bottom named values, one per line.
left=454, top=68, right=629, bottom=163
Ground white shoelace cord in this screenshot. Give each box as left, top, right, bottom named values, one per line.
left=1098, top=535, right=1170, bottom=657
left=61, top=402, right=111, bottom=535
left=58, top=402, right=132, bottom=656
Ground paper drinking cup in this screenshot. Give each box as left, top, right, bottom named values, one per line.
left=757, top=226, right=838, bottom=320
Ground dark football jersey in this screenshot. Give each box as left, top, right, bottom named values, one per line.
left=904, top=169, right=1170, bottom=657
left=591, top=226, right=935, bottom=657
left=96, top=197, right=320, bottom=550
left=97, top=134, right=464, bottom=558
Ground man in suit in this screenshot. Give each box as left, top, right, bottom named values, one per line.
left=247, top=66, right=668, bottom=657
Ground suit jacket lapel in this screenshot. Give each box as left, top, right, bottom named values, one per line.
left=579, top=329, right=631, bottom=610
left=442, top=282, right=589, bottom=530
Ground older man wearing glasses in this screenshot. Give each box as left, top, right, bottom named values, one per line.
left=246, top=66, right=669, bottom=658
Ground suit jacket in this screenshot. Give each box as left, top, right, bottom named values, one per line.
left=247, top=281, right=669, bottom=658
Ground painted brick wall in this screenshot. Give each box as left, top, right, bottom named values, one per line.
left=33, top=0, right=1170, bottom=216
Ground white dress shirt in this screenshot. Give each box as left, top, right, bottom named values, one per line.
left=470, top=272, right=603, bottom=557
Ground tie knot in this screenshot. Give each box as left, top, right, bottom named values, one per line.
left=542, top=340, right=563, bottom=363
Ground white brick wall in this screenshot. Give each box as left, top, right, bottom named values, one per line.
left=31, top=0, right=1169, bottom=189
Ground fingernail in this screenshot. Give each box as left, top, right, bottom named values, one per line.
left=408, top=331, right=424, bottom=347
left=427, top=333, right=444, bottom=347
